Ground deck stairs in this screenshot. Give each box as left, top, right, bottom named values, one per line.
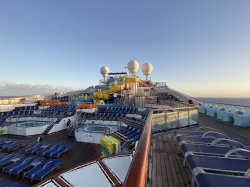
left=68, top=112, right=87, bottom=137
left=43, top=118, right=61, bottom=135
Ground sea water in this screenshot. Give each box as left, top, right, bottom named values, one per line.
left=197, top=98, right=250, bottom=106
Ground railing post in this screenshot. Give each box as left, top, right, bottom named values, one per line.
left=177, top=110, right=180, bottom=128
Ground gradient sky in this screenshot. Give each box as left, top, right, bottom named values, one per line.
left=0, top=0, right=250, bottom=97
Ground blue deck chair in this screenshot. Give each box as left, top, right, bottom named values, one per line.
left=20, top=143, right=43, bottom=153
left=194, top=168, right=250, bottom=187
left=4, top=141, right=26, bottom=152
left=26, top=144, right=49, bottom=154
left=176, top=135, right=250, bottom=147
left=11, top=157, right=43, bottom=177
left=185, top=150, right=250, bottom=175
left=43, top=144, right=64, bottom=157
left=173, top=126, right=216, bottom=135
left=32, top=159, right=63, bottom=181
left=24, top=159, right=63, bottom=181
left=180, top=143, right=250, bottom=158
left=0, top=153, right=23, bottom=167
left=2, top=156, right=37, bottom=175
left=37, top=144, right=59, bottom=156
left=51, top=145, right=71, bottom=158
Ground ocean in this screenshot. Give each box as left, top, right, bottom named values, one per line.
left=197, top=97, right=250, bottom=106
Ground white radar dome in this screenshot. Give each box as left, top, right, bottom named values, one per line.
left=142, top=63, right=153, bottom=76
left=127, top=59, right=139, bottom=75
left=100, top=66, right=110, bottom=76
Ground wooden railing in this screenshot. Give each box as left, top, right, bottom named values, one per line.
left=123, top=110, right=153, bottom=187
left=123, top=106, right=198, bottom=187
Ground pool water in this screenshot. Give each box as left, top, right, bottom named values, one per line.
left=15, top=120, right=50, bottom=127
left=80, top=124, right=118, bottom=133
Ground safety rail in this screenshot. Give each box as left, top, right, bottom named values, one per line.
left=123, top=106, right=198, bottom=187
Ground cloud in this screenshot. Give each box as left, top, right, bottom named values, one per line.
left=0, top=82, right=73, bottom=96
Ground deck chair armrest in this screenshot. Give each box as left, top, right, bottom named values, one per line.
left=211, top=138, right=244, bottom=148
left=196, top=126, right=216, bottom=132
left=225, top=148, right=250, bottom=158
left=42, top=161, right=53, bottom=169
left=193, top=167, right=206, bottom=176
left=245, top=168, right=250, bottom=177
left=202, top=131, right=229, bottom=139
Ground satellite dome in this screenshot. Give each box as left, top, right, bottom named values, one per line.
left=142, top=63, right=153, bottom=76
left=127, top=59, right=139, bottom=74
left=100, top=66, right=110, bottom=76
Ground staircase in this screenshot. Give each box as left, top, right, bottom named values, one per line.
left=67, top=112, right=87, bottom=137
left=43, top=118, right=61, bottom=135
left=68, top=126, right=76, bottom=137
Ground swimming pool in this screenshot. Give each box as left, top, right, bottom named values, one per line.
left=79, top=124, right=118, bottom=133
left=14, top=120, right=51, bottom=128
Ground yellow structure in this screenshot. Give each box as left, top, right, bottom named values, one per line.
left=93, top=77, right=140, bottom=104
left=100, top=136, right=121, bottom=157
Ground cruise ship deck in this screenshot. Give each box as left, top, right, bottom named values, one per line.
left=151, top=113, right=250, bottom=187
left=0, top=130, right=101, bottom=186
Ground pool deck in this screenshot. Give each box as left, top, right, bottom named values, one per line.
left=150, top=113, right=250, bottom=187
left=0, top=130, right=101, bottom=186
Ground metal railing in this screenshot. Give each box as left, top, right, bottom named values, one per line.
left=123, top=106, right=199, bottom=187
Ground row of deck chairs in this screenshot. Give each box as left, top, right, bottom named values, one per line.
left=14, top=105, right=39, bottom=111
left=173, top=127, right=250, bottom=187
left=105, top=107, right=137, bottom=114
left=0, top=152, right=63, bottom=182
left=0, top=177, right=27, bottom=187
left=0, top=138, right=26, bottom=152
left=36, top=106, right=76, bottom=118
left=0, top=111, right=35, bottom=126
left=111, top=126, right=142, bottom=151
left=96, top=113, right=126, bottom=121
left=123, top=116, right=147, bottom=127
left=137, top=109, right=150, bottom=115
left=0, top=118, right=6, bottom=126
left=20, top=142, right=71, bottom=158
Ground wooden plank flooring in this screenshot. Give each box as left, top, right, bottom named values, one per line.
left=151, top=113, right=250, bottom=187
left=151, top=133, right=192, bottom=187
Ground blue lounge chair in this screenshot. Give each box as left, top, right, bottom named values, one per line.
left=180, top=143, right=250, bottom=158
left=173, top=126, right=216, bottom=135
left=11, top=157, right=43, bottom=177
left=2, top=141, right=26, bottom=152
left=2, top=156, right=38, bottom=175
left=26, top=144, right=49, bottom=154
left=176, top=136, right=250, bottom=147
left=185, top=150, right=250, bottom=175
left=43, top=144, right=64, bottom=157
left=193, top=168, right=250, bottom=187
left=20, top=143, right=43, bottom=153
left=32, top=159, right=63, bottom=181
left=23, top=159, right=63, bottom=181
left=37, top=144, right=59, bottom=156
left=0, top=153, right=23, bottom=167
left=51, top=145, right=71, bottom=158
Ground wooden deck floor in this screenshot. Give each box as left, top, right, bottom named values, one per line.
left=0, top=130, right=101, bottom=187
left=151, top=113, right=250, bottom=187
left=151, top=133, right=192, bottom=187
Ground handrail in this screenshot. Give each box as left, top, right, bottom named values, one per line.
left=123, top=106, right=198, bottom=187
left=123, top=110, right=153, bottom=187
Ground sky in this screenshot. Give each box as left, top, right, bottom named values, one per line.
left=0, top=0, right=249, bottom=97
